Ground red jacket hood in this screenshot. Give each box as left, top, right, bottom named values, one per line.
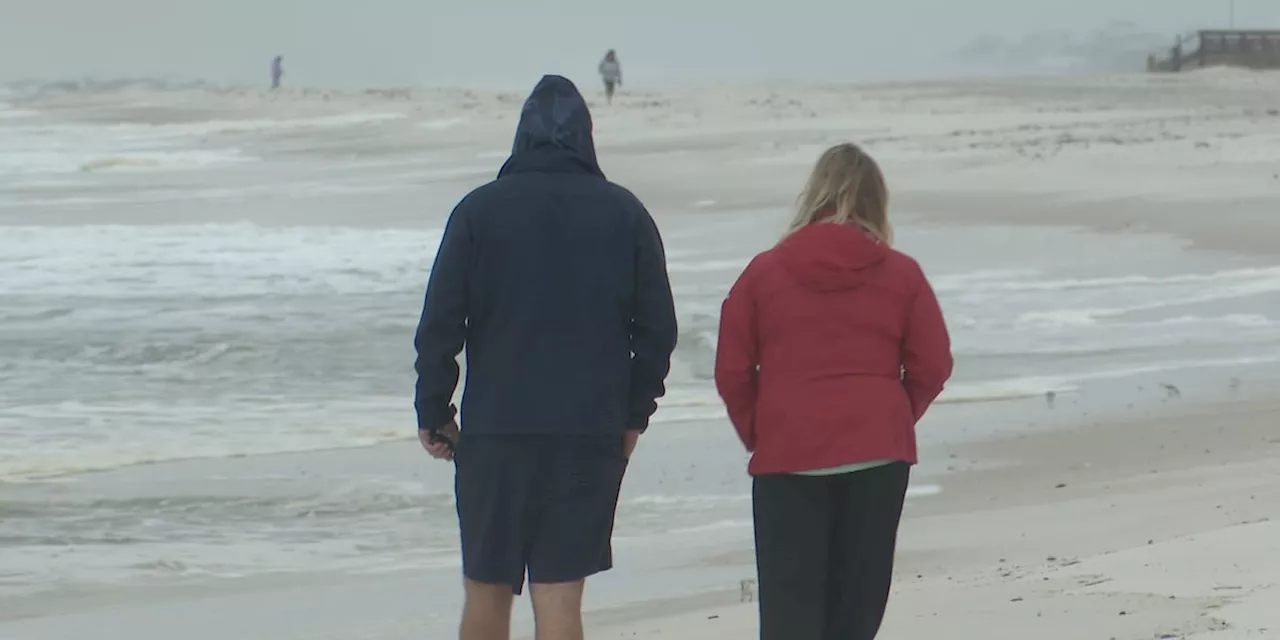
left=775, top=223, right=889, bottom=292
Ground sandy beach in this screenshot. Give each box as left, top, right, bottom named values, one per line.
left=3, top=70, right=1280, bottom=638
left=591, top=399, right=1280, bottom=639
left=5, top=397, right=1275, bottom=639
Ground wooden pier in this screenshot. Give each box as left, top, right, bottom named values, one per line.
left=1148, top=30, right=1280, bottom=72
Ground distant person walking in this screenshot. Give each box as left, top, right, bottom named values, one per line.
left=715, top=143, right=953, bottom=640
left=271, top=56, right=284, bottom=90
left=598, top=49, right=622, bottom=104
left=415, top=74, right=678, bottom=640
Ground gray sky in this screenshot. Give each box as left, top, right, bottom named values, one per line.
left=1, top=0, right=1276, bottom=89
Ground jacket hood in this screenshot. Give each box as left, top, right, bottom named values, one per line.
left=775, top=222, right=889, bottom=292
left=498, top=75, right=603, bottom=179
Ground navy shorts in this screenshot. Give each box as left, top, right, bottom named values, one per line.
left=454, top=435, right=628, bottom=594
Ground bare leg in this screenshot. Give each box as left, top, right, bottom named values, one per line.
left=461, top=579, right=515, bottom=640
left=529, top=580, right=586, bottom=640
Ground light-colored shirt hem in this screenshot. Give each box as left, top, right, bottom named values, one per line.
left=791, top=459, right=896, bottom=476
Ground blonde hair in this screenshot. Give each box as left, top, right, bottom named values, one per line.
left=787, top=143, right=892, bottom=245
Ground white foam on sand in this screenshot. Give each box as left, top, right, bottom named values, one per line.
left=666, top=259, right=753, bottom=274
left=0, top=104, right=38, bottom=119
left=0, top=223, right=442, bottom=298
left=0, top=104, right=413, bottom=183
left=0, top=422, right=411, bottom=483
left=417, top=117, right=468, bottom=130
left=162, top=112, right=406, bottom=135
left=0, top=121, right=257, bottom=179
left=906, top=483, right=943, bottom=498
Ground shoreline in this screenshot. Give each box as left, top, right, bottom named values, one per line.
left=6, top=393, right=1274, bottom=638
left=3, top=348, right=1271, bottom=487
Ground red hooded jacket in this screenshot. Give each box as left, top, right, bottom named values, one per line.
left=715, top=222, right=953, bottom=475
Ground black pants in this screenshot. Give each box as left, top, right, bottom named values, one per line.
left=753, top=462, right=910, bottom=640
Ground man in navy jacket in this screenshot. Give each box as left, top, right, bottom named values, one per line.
left=414, top=75, right=678, bottom=639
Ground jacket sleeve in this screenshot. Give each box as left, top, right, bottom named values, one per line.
left=901, top=269, right=953, bottom=421
left=714, top=263, right=760, bottom=451
left=627, top=209, right=678, bottom=431
left=414, top=204, right=472, bottom=432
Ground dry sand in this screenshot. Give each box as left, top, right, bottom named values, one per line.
left=584, top=399, right=1280, bottom=639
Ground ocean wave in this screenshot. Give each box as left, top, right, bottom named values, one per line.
left=0, top=306, right=76, bottom=322
left=933, top=265, right=1280, bottom=295
left=0, top=119, right=259, bottom=177
left=655, top=349, right=1280, bottom=423
left=0, top=223, right=443, bottom=298
left=4, top=76, right=493, bottom=120
left=1, top=487, right=456, bottom=525
left=666, top=259, right=749, bottom=274
left=1004, top=311, right=1275, bottom=338
left=0, top=105, right=37, bottom=120
left=8, top=348, right=1272, bottom=484
left=945, top=352, right=1280, bottom=404
left=74, top=150, right=255, bottom=173
left=939, top=377, right=1075, bottom=404
left=648, top=376, right=1075, bottom=426
left=5, top=77, right=219, bottom=97
left=132, top=112, right=408, bottom=137
left=419, top=117, right=469, bottom=131
left=1, top=99, right=407, bottom=182
left=78, top=157, right=161, bottom=172
left=1004, top=294, right=1280, bottom=333
left=68, top=341, right=244, bottom=368
left=0, top=427, right=411, bottom=484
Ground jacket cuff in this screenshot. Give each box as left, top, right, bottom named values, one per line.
left=417, top=403, right=458, bottom=432
left=627, top=413, right=651, bottom=433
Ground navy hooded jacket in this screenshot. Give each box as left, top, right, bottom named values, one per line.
left=414, top=75, right=678, bottom=436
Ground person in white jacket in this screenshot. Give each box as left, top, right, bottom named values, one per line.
left=598, top=50, right=622, bottom=104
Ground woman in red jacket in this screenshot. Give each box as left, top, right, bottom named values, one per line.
left=715, top=143, right=953, bottom=640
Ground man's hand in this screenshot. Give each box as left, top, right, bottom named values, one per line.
left=420, top=420, right=460, bottom=461
left=622, top=429, right=642, bottom=461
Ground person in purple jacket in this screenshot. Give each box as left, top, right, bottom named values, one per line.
left=271, top=56, right=284, bottom=90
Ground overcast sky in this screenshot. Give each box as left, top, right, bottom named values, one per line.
left=1, top=0, right=1276, bottom=89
